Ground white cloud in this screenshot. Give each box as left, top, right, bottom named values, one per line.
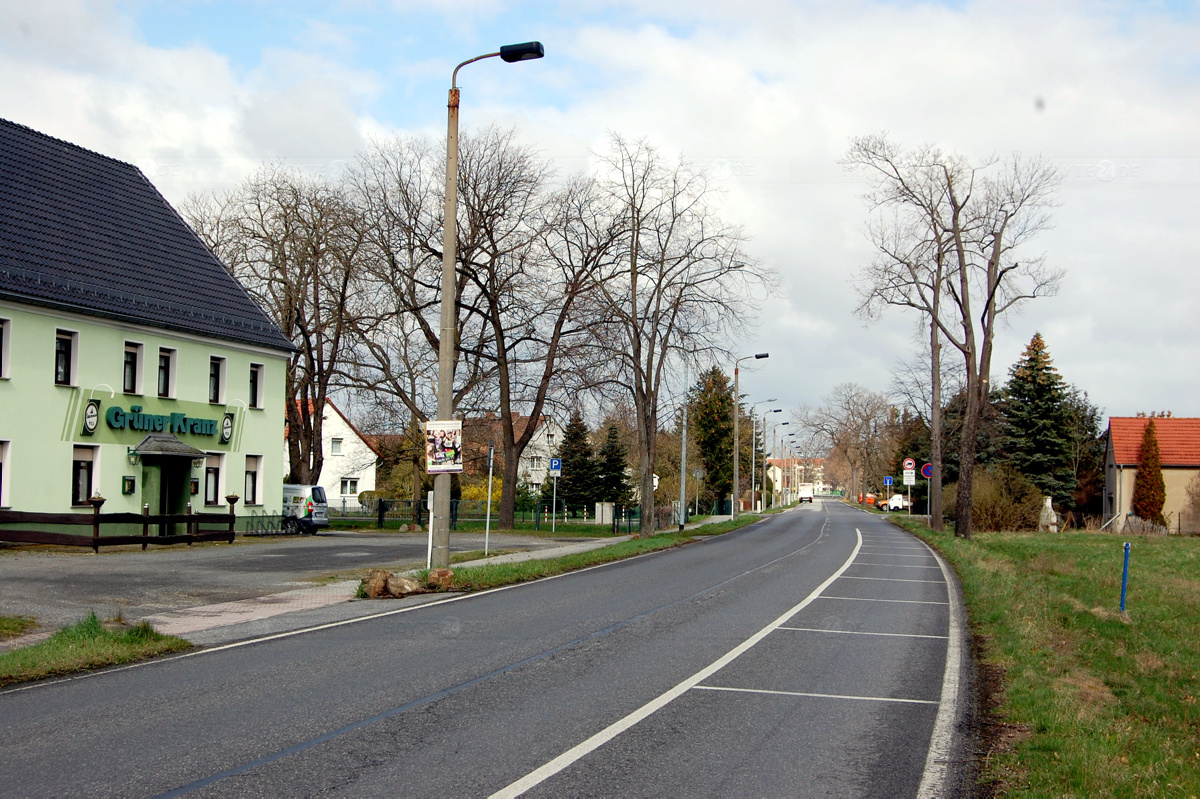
left=2, top=0, right=1197, bottom=418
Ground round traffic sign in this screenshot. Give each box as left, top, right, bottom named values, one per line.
left=921, top=462, right=934, bottom=479
left=903, top=458, right=916, bottom=471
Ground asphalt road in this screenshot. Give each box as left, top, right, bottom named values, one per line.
left=0, top=501, right=973, bottom=797
left=0, top=530, right=575, bottom=630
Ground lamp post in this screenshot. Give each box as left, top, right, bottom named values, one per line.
left=732, top=353, right=768, bottom=518
left=751, top=403, right=779, bottom=512
left=432, top=41, right=544, bottom=568
left=767, top=419, right=788, bottom=508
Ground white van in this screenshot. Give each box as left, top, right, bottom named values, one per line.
left=281, top=484, right=330, bottom=534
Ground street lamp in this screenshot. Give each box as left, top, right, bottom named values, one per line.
left=766, top=419, right=788, bottom=508
left=432, top=41, right=545, bottom=569
left=751, top=403, right=779, bottom=512
left=732, top=353, right=768, bottom=518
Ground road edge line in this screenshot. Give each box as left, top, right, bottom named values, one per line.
left=916, top=541, right=966, bottom=798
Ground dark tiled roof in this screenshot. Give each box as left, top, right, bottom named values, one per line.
left=0, top=118, right=292, bottom=352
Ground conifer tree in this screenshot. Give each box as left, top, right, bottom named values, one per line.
left=1000, top=333, right=1074, bottom=505
left=595, top=425, right=632, bottom=506
left=541, top=410, right=596, bottom=516
left=687, top=367, right=735, bottom=504
left=1131, top=417, right=1167, bottom=526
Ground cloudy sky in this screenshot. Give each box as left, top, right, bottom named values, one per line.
left=3, top=0, right=1198, bottom=422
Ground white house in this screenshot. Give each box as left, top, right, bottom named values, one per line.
left=286, top=399, right=379, bottom=511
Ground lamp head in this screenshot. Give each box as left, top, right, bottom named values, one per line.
left=500, top=41, right=545, bottom=62
left=754, top=353, right=769, bottom=360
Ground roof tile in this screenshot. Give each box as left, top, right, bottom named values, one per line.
left=0, top=118, right=292, bottom=352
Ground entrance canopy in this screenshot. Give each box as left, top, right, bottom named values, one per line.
left=132, top=433, right=207, bottom=459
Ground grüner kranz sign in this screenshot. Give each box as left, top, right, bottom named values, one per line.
left=105, top=405, right=221, bottom=437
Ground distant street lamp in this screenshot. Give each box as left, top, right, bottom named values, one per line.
left=751, top=403, right=779, bottom=512
left=732, top=353, right=768, bottom=518
left=431, top=41, right=544, bottom=568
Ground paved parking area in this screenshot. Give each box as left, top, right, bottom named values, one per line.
left=0, top=530, right=593, bottom=639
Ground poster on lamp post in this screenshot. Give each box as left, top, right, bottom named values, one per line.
left=425, top=420, right=463, bottom=473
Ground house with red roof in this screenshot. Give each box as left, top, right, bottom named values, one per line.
left=1104, top=416, right=1200, bottom=533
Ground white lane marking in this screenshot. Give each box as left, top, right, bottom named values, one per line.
left=917, top=543, right=965, bottom=798
left=778, top=627, right=948, bottom=640
left=857, top=552, right=936, bottom=558
left=819, top=596, right=949, bottom=605
left=694, top=685, right=938, bottom=706
left=850, top=563, right=942, bottom=569
left=839, top=576, right=945, bottom=584
left=488, top=528, right=865, bottom=799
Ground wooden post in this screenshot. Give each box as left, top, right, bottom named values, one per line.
left=142, top=504, right=149, bottom=550
left=225, top=494, right=240, bottom=543
left=186, top=502, right=193, bottom=545
left=88, top=496, right=105, bottom=553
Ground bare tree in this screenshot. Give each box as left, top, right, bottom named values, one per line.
left=845, top=135, right=1062, bottom=538
left=797, top=384, right=894, bottom=506
left=590, top=134, right=766, bottom=536
left=185, top=166, right=366, bottom=484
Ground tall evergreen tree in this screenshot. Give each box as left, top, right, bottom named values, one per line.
left=1131, top=417, right=1167, bottom=526
left=688, top=367, right=735, bottom=505
left=541, top=410, right=596, bottom=516
left=595, top=425, right=633, bottom=506
left=1000, top=333, right=1074, bottom=505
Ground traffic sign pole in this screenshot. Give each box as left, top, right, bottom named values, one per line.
left=552, top=475, right=558, bottom=535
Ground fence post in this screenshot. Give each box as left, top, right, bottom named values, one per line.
left=186, top=503, right=193, bottom=544
left=378, top=499, right=387, bottom=530
left=225, top=494, right=239, bottom=543
left=88, top=495, right=105, bottom=553
left=142, top=504, right=149, bottom=550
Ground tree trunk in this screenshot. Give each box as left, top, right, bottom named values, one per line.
left=499, top=441, right=519, bottom=530
left=929, top=318, right=944, bottom=531
left=954, top=367, right=981, bottom=540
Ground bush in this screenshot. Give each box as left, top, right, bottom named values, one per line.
left=943, top=463, right=1043, bottom=531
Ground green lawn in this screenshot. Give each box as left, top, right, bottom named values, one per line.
left=893, top=517, right=1200, bottom=796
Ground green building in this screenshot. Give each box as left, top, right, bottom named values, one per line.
left=0, top=118, right=293, bottom=527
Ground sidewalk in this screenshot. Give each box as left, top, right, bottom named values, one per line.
left=0, top=515, right=743, bottom=651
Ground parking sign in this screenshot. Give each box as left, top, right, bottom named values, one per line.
left=548, top=457, right=562, bottom=477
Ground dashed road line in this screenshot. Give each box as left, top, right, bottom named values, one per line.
left=694, top=685, right=938, bottom=705
left=777, top=627, right=947, bottom=640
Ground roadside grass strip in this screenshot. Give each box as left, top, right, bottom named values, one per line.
left=0, top=615, right=37, bottom=639
left=418, top=516, right=767, bottom=592
left=0, top=612, right=191, bottom=687
left=892, top=516, right=1200, bottom=796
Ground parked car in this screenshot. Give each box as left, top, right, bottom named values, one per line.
left=879, top=494, right=908, bottom=511
left=797, top=483, right=815, bottom=503
left=282, top=484, right=329, bottom=534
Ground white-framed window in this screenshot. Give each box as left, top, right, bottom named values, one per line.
left=71, top=445, right=96, bottom=505
left=204, top=453, right=224, bottom=506
left=0, top=317, right=10, bottom=379
left=249, top=363, right=264, bottom=409
left=547, top=433, right=555, bottom=448
left=0, top=440, right=8, bottom=507
left=123, top=341, right=143, bottom=394
left=330, top=438, right=343, bottom=456
left=208, top=356, right=225, bottom=404
left=340, top=478, right=358, bottom=496
left=55, top=329, right=78, bottom=386
left=530, top=455, right=543, bottom=470
left=158, top=348, right=176, bottom=398
left=244, top=455, right=260, bottom=505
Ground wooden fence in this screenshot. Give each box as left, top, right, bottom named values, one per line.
left=0, top=497, right=238, bottom=553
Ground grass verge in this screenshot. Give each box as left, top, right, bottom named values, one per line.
left=891, top=516, right=1200, bottom=796
left=0, top=612, right=191, bottom=688
left=1, top=616, right=37, bottom=639
left=414, top=514, right=765, bottom=592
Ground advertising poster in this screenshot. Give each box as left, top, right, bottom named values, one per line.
left=425, top=420, right=463, bottom=474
